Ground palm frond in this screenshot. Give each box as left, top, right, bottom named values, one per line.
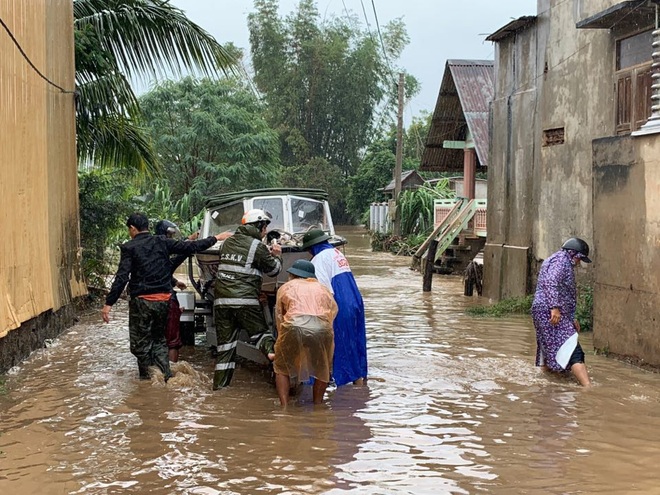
left=73, top=0, right=237, bottom=81
left=77, top=114, right=161, bottom=177
left=76, top=71, right=141, bottom=121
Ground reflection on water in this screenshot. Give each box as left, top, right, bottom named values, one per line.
left=2, top=227, right=660, bottom=494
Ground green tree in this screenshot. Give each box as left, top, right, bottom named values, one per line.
left=139, top=77, right=281, bottom=218
left=78, top=169, right=136, bottom=287
left=347, top=141, right=395, bottom=219
left=281, top=157, right=350, bottom=224
left=346, top=116, right=428, bottom=220
left=74, top=0, right=237, bottom=174
left=403, top=111, right=432, bottom=163
left=248, top=0, right=417, bottom=212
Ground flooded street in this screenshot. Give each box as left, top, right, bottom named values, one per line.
left=2, top=228, right=660, bottom=494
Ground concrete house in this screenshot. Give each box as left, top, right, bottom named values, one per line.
left=484, top=1, right=660, bottom=365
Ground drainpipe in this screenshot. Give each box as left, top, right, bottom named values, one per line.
left=632, top=2, right=660, bottom=136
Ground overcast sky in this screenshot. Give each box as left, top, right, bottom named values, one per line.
left=170, top=0, right=536, bottom=121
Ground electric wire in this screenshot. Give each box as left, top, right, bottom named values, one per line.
left=0, top=15, right=76, bottom=94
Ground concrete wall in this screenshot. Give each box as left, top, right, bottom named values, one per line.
left=0, top=0, right=85, bottom=371
left=592, top=135, right=660, bottom=364
left=485, top=0, right=629, bottom=299
left=483, top=10, right=540, bottom=299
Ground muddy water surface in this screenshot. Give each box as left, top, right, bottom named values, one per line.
left=2, top=228, right=660, bottom=494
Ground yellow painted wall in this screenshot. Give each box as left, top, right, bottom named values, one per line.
left=0, top=0, right=86, bottom=338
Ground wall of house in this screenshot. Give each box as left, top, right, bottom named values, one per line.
left=533, top=0, right=613, bottom=261
left=453, top=179, right=487, bottom=199
left=485, top=0, right=622, bottom=300
left=483, top=15, right=540, bottom=300
left=592, top=134, right=660, bottom=365
left=0, top=0, right=86, bottom=371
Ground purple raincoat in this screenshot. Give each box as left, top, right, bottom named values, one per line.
left=531, top=250, right=578, bottom=371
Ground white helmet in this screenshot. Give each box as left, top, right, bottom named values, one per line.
left=241, top=208, right=271, bottom=226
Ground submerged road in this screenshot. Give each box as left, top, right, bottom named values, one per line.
left=1, top=228, right=660, bottom=494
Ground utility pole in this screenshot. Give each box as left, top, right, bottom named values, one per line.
left=393, top=72, right=404, bottom=236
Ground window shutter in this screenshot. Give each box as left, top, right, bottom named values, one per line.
left=634, top=67, right=653, bottom=129
left=616, top=72, right=632, bottom=134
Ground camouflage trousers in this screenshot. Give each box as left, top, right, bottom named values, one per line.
left=129, top=297, right=172, bottom=380
left=213, top=304, right=274, bottom=390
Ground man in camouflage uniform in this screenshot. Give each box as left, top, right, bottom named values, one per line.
left=102, top=213, right=225, bottom=380
left=213, top=209, right=282, bottom=389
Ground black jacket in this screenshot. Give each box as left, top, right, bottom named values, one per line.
left=105, top=232, right=217, bottom=306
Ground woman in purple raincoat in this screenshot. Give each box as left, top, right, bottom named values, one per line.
left=531, top=237, right=592, bottom=386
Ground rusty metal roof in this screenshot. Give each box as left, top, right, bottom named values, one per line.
left=420, top=60, right=494, bottom=172
left=486, top=16, right=536, bottom=41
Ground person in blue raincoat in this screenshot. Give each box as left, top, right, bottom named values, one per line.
left=301, top=230, right=367, bottom=386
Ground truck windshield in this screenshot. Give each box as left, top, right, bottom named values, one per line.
left=253, top=198, right=285, bottom=231
left=291, top=197, right=328, bottom=233
left=208, top=202, right=244, bottom=235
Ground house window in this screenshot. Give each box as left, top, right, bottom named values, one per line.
left=615, top=30, right=653, bottom=134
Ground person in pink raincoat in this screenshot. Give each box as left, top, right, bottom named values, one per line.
left=531, top=237, right=592, bottom=386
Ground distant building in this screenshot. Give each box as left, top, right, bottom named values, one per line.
left=419, top=59, right=494, bottom=200
left=380, top=170, right=425, bottom=198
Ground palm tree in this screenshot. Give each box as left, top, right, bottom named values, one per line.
left=73, top=0, right=237, bottom=175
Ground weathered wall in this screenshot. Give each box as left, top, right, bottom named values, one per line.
left=592, top=134, right=660, bottom=364
left=533, top=0, right=613, bottom=260
left=0, top=1, right=86, bottom=350
left=484, top=13, right=539, bottom=299
left=485, top=0, right=624, bottom=299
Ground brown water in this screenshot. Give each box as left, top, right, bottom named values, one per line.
left=2, top=228, right=660, bottom=495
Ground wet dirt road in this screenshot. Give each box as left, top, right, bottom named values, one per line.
left=2, top=228, right=660, bottom=494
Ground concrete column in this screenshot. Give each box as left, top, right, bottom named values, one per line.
left=463, top=148, right=477, bottom=200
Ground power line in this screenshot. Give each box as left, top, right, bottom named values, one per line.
left=0, top=15, right=76, bottom=94
left=369, top=0, right=395, bottom=78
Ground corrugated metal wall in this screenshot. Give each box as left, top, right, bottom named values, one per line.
left=0, top=0, right=86, bottom=338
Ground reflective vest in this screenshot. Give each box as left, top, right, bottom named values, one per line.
left=214, top=224, right=282, bottom=306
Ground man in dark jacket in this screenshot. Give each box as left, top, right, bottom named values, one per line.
left=102, top=212, right=225, bottom=380
left=213, top=208, right=282, bottom=389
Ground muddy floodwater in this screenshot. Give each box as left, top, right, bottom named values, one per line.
left=2, top=228, right=660, bottom=494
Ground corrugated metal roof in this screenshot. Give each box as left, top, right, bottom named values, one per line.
left=382, top=170, right=424, bottom=192
left=486, top=16, right=536, bottom=41
left=420, top=60, right=494, bottom=172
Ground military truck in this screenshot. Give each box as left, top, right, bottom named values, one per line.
left=178, top=188, right=345, bottom=363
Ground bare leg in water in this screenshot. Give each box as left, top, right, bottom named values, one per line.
left=541, top=363, right=591, bottom=387
left=275, top=373, right=291, bottom=406
left=169, top=348, right=179, bottom=363
left=312, top=379, right=328, bottom=404
left=571, top=363, right=591, bottom=387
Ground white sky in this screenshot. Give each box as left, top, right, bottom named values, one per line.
left=169, top=0, right=536, bottom=121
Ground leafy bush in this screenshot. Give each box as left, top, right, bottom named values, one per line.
left=398, top=180, right=454, bottom=236
left=79, top=169, right=136, bottom=288
left=575, top=283, right=594, bottom=333
left=466, top=284, right=593, bottom=333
